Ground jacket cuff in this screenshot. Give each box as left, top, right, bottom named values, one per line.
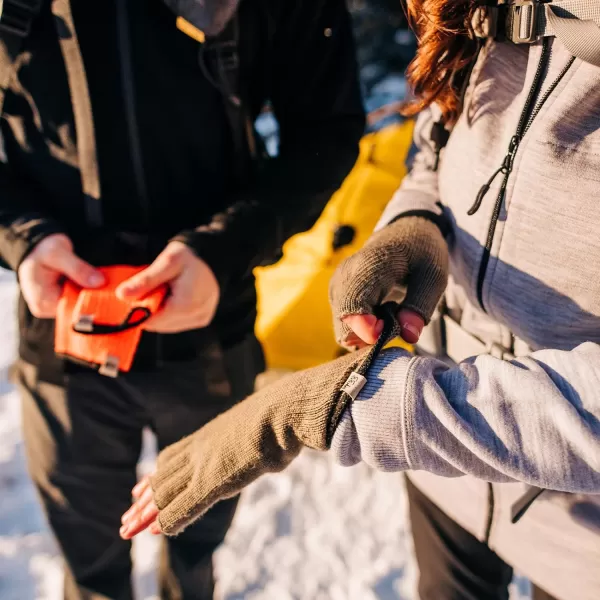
left=0, top=216, right=66, bottom=271
left=330, top=347, right=413, bottom=471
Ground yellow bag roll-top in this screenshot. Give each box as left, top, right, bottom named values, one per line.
left=254, top=120, right=414, bottom=371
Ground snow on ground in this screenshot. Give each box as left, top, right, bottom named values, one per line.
left=0, top=269, right=532, bottom=599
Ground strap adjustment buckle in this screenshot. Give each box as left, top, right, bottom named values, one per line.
left=206, top=39, right=239, bottom=72
left=507, top=1, right=543, bottom=44
left=472, top=1, right=545, bottom=45
left=0, top=0, right=43, bottom=38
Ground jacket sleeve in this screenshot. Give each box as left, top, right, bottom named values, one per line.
left=375, top=105, right=450, bottom=235
left=330, top=343, right=600, bottom=493
left=0, top=162, right=65, bottom=271
left=173, top=0, right=365, bottom=290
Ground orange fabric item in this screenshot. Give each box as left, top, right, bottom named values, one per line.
left=55, top=266, right=168, bottom=376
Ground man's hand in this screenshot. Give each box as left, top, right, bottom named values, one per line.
left=116, top=241, right=219, bottom=333
left=18, top=234, right=105, bottom=319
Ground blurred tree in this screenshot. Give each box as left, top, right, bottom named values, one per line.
left=348, top=0, right=415, bottom=129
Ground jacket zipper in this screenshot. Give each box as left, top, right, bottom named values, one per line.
left=468, top=39, right=575, bottom=311
left=484, top=482, right=495, bottom=544
left=116, top=0, right=163, bottom=366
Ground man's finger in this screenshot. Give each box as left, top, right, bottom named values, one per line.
left=141, top=296, right=181, bottom=332
left=341, top=314, right=383, bottom=345
left=50, top=250, right=104, bottom=288
left=397, top=308, right=424, bottom=344
left=142, top=292, right=212, bottom=333
left=116, top=253, right=179, bottom=300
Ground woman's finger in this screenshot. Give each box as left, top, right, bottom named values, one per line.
left=341, top=333, right=369, bottom=350
left=132, top=476, right=150, bottom=500
left=120, top=502, right=159, bottom=539
left=122, top=484, right=153, bottom=526
left=397, top=308, right=425, bottom=344
left=342, top=314, right=383, bottom=345
left=149, top=520, right=162, bottom=535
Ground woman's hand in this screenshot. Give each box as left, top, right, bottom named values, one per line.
left=329, top=216, right=449, bottom=348
left=117, top=344, right=389, bottom=538
left=120, top=477, right=161, bottom=539
left=342, top=309, right=427, bottom=348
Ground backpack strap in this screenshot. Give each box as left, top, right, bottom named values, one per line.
left=0, top=0, right=43, bottom=161
left=429, top=39, right=483, bottom=171
left=52, top=0, right=103, bottom=226
left=473, top=1, right=600, bottom=66
left=199, top=14, right=262, bottom=185
left=0, top=0, right=102, bottom=225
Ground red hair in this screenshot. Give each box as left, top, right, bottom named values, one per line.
left=402, top=0, right=481, bottom=123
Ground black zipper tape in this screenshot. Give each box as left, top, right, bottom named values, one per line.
left=470, top=40, right=575, bottom=311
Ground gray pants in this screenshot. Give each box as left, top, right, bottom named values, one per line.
left=16, top=334, right=264, bottom=600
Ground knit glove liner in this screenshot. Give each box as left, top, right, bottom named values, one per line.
left=151, top=316, right=394, bottom=536
left=329, top=216, right=449, bottom=345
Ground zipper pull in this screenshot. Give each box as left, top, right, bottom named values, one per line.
left=503, top=134, right=521, bottom=172
left=467, top=135, right=521, bottom=216
left=467, top=166, right=504, bottom=215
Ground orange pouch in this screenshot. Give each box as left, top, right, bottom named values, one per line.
left=55, top=266, right=168, bottom=376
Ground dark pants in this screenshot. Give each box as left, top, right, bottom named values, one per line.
left=407, top=477, right=557, bottom=600
left=17, top=334, right=264, bottom=600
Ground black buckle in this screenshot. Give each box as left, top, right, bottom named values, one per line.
left=205, top=39, right=239, bottom=71
left=0, top=0, right=43, bottom=38
left=507, top=1, right=542, bottom=44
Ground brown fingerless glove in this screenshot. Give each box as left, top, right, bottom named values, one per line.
left=151, top=329, right=391, bottom=535
left=329, top=216, right=449, bottom=345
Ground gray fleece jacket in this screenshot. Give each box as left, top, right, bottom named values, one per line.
left=331, top=38, right=600, bottom=600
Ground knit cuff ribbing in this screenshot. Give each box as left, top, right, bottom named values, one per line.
left=330, top=347, right=414, bottom=472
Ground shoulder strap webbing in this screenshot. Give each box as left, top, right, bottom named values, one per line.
left=544, top=3, right=600, bottom=67
left=474, top=1, right=600, bottom=66
left=428, top=40, right=483, bottom=168
left=200, top=14, right=260, bottom=185
left=52, top=0, right=102, bottom=226
left=0, top=0, right=43, bottom=161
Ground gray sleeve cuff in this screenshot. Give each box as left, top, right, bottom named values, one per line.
left=330, top=347, right=413, bottom=472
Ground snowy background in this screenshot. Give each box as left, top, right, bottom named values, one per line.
left=0, top=3, right=533, bottom=599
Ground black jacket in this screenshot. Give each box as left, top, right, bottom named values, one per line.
left=0, top=0, right=364, bottom=379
